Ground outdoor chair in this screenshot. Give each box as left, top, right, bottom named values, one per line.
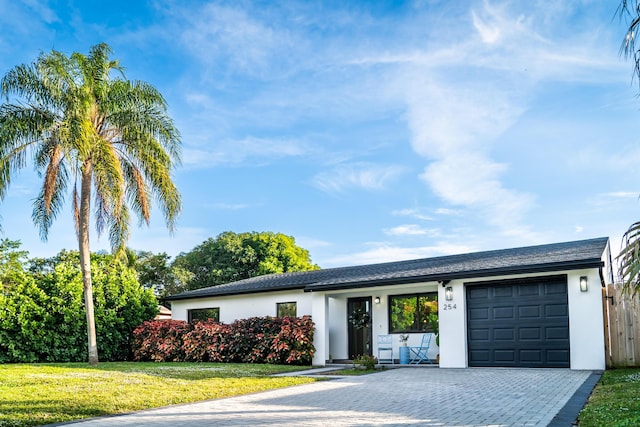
left=376, top=334, right=394, bottom=364
left=408, top=333, right=432, bottom=364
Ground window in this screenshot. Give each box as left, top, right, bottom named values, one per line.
left=187, top=307, right=220, bottom=323
left=276, top=302, right=297, bottom=317
left=389, top=292, right=438, bottom=333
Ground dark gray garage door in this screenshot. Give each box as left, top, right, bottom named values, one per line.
left=466, top=275, right=569, bottom=368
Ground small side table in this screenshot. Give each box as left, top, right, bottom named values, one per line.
left=399, top=346, right=409, bottom=364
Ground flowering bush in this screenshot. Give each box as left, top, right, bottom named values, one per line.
left=132, top=320, right=191, bottom=362
left=133, top=315, right=315, bottom=365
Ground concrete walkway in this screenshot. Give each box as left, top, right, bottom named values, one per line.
left=61, top=368, right=596, bottom=427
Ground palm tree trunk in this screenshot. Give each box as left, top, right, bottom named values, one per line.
left=79, top=161, right=98, bottom=366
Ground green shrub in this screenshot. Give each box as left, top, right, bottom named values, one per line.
left=0, top=246, right=158, bottom=362
left=353, top=354, right=377, bottom=370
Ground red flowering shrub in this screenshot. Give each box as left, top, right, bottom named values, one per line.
left=267, top=316, right=315, bottom=365
left=132, top=315, right=315, bottom=365
left=132, top=319, right=191, bottom=361
left=182, top=320, right=232, bottom=362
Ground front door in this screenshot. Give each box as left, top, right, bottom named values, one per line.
left=348, top=297, right=372, bottom=359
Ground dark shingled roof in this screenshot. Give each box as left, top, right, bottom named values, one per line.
left=164, top=237, right=609, bottom=301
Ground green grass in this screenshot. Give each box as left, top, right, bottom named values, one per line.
left=0, top=362, right=316, bottom=427
left=578, top=368, right=640, bottom=427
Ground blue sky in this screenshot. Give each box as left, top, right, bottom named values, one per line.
left=1, top=0, right=639, bottom=268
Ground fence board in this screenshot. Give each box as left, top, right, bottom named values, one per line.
left=604, top=284, right=640, bottom=368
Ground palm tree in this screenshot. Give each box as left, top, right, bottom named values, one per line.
left=0, top=43, right=181, bottom=365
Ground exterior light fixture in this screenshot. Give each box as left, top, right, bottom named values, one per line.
left=374, top=296, right=381, bottom=304
left=445, top=286, right=453, bottom=301
left=580, top=276, right=588, bottom=292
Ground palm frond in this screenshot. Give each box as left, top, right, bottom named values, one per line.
left=32, top=152, right=69, bottom=241
left=121, top=161, right=151, bottom=226
left=618, top=220, right=640, bottom=296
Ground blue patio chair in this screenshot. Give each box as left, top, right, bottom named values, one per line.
left=377, top=334, right=394, bottom=364
left=408, top=333, right=432, bottom=364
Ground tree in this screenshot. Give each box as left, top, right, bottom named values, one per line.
left=0, top=239, right=30, bottom=293
left=134, top=250, right=192, bottom=299
left=172, top=231, right=319, bottom=292
left=619, top=2, right=640, bottom=295
left=0, top=43, right=181, bottom=365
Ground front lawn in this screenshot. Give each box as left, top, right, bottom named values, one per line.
left=578, top=368, right=640, bottom=427
left=0, top=362, right=316, bottom=427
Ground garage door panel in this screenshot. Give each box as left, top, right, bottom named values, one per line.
left=494, top=328, right=514, bottom=341
left=545, top=304, right=568, bottom=317
left=468, top=308, right=489, bottom=320
left=519, top=327, right=541, bottom=340
left=520, top=349, right=543, bottom=363
left=494, top=286, right=514, bottom=298
left=546, top=326, right=569, bottom=340
left=518, top=284, right=540, bottom=297
left=467, top=275, right=569, bottom=368
left=469, top=350, right=490, bottom=364
left=493, top=306, right=514, bottom=319
left=519, top=305, right=541, bottom=318
left=469, top=328, right=490, bottom=341
left=494, top=350, right=516, bottom=362
left=467, top=287, right=489, bottom=299
left=545, top=282, right=567, bottom=295
left=547, top=349, right=570, bottom=363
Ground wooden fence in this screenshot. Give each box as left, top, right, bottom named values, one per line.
left=603, top=284, right=640, bottom=368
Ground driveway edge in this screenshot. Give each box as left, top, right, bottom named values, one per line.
left=548, top=370, right=603, bottom=427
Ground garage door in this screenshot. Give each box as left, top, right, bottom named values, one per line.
left=466, top=275, right=569, bottom=368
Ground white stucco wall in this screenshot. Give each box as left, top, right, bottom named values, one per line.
left=437, top=279, right=467, bottom=368
left=328, top=297, right=348, bottom=360
left=170, top=290, right=312, bottom=323
left=567, top=270, right=606, bottom=370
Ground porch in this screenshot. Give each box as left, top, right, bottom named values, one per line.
left=309, top=282, right=441, bottom=366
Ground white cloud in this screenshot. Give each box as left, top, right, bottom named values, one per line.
left=600, top=192, right=638, bottom=199
left=182, top=137, right=312, bottom=168
left=435, top=208, right=462, bottom=216
left=179, top=3, right=294, bottom=76
left=295, top=236, right=331, bottom=249
left=312, top=163, right=406, bottom=194
left=383, top=224, right=439, bottom=237
left=471, top=10, right=501, bottom=44
left=207, top=202, right=251, bottom=210
left=391, top=208, right=433, bottom=221
left=388, top=0, right=624, bottom=242
left=324, top=242, right=475, bottom=267
left=21, top=0, right=58, bottom=24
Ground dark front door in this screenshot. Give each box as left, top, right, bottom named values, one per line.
left=348, top=297, right=372, bottom=359
left=466, top=275, right=570, bottom=368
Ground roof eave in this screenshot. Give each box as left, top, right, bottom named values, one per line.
left=164, top=284, right=307, bottom=301
left=303, top=259, right=605, bottom=292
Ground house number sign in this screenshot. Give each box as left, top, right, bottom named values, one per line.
left=442, top=303, right=457, bottom=310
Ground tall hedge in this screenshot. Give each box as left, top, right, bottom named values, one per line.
left=133, top=316, right=315, bottom=365
left=0, top=247, right=158, bottom=362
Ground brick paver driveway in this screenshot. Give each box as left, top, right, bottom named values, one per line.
left=63, top=368, right=594, bottom=427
